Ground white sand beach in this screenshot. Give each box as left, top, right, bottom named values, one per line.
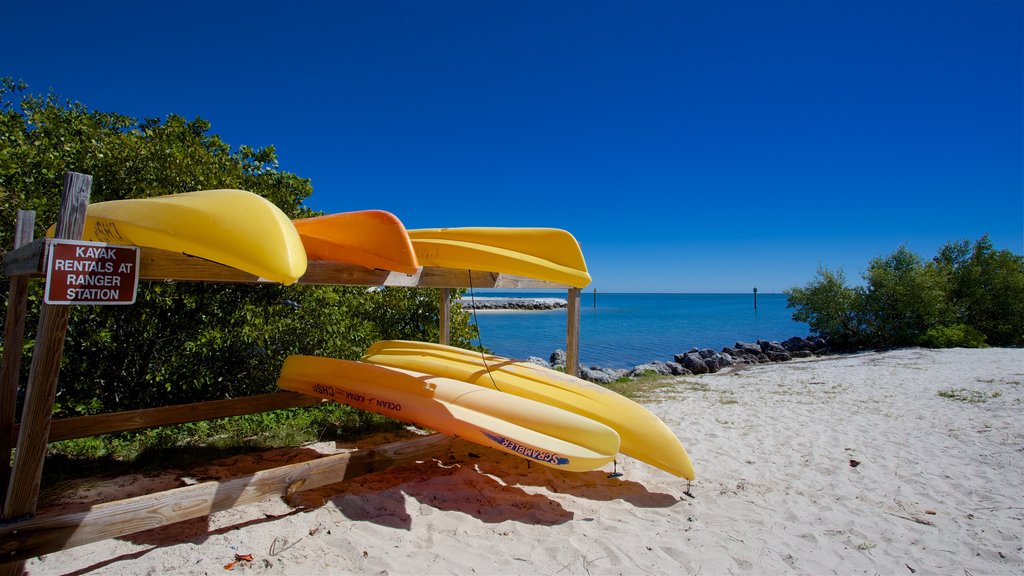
left=25, top=347, right=1024, bottom=575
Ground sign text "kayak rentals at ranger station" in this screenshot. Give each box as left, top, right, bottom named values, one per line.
left=44, top=240, right=140, bottom=305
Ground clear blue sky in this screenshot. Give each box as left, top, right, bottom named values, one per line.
left=3, top=0, right=1021, bottom=292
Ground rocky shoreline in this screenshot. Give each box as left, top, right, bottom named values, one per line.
left=459, top=297, right=567, bottom=310
left=524, top=335, right=831, bottom=384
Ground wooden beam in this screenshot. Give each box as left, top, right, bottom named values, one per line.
left=10, top=392, right=321, bottom=443
left=2, top=241, right=574, bottom=291
left=566, top=288, right=581, bottom=377
left=0, top=238, right=45, bottom=278
left=2, top=173, right=91, bottom=576
left=0, top=211, right=36, bottom=510
left=0, top=433, right=467, bottom=563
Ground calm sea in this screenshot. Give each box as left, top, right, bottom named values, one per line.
left=465, top=292, right=809, bottom=369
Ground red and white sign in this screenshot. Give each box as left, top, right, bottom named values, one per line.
left=44, top=240, right=140, bottom=305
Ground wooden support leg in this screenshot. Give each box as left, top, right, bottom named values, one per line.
left=0, top=211, right=36, bottom=511
left=1, top=173, right=91, bottom=576
left=439, top=287, right=451, bottom=346
left=566, top=287, right=581, bottom=377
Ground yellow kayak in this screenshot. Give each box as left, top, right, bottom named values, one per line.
left=362, top=340, right=695, bottom=480
left=277, top=355, right=620, bottom=473
left=48, top=189, right=307, bottom=285
left=407, top=227, right=591, bottom=288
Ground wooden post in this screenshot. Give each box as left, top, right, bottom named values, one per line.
left=566, top=288, right=581, bottom=377
left=2, top=172, right=91, bottom=576
left=753, top=287, right=758, bottom=311
left=0, top=211, right=36, bottom=509
left=592, top=288, right=596, bottom=309
left=438, top=287, right=451, bottom=345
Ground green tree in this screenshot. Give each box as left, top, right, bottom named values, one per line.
left=934, top=235, right=1024, bottom=345
left=786, top=238, right=1023, bottom=350
left=785, top=266, right=865, bottom=348
left=1, top=81, right=477, bottom=416
left=860, top=246, right=948, bottom=347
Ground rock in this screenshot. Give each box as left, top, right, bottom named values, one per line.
left=704, top=355, right=720, bottom=373
left=550, top=349, right=567, bottom=367
left=676, top=352, right=709, bottom=375
left=580, top=365, right=615, bottom=384
left=698, top=348, right=717, bottom=359
left=781, top=336, right=813, bottom=352
left=666, top=361, right=692, bottom=376
left=735, top=341, right=763, bottom=356
left=758, top=340, right=787, bottom=354
left=718, top=352, right=735, bottom=367
left=765, top=350, right=792, bottom=362
left=458, top=297, right=567, bottom=310
left=790, top=350, right=814, bottom=359
left=628, top=362, right=672, bottom=377
left=526, top=356, right=550, bottom=368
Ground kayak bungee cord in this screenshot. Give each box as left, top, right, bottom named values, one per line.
left=466, top=271, right=502, bottom=393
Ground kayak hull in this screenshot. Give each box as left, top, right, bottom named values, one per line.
left=278, top=355, right=621, bottom=473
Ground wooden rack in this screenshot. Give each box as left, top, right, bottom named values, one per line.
left=0, top=173, right=583, bottom=572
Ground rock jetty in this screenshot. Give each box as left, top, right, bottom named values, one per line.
left=459, top=297, right=567, bottom=310
left=537, top=336, right=831, bottom=384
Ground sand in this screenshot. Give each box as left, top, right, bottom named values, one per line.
left=24, top=347, right=1024, bottom=575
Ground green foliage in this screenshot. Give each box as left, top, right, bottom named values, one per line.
left=786, top=237, right=1024, bottom=350
left=0, top=80, right=478, bottom=418
left=933, top=235, right=1024, bottom=346
left=918, top=324, right=988, bottom=349
left=784, top=266, right=866, bottom=348
left=861, top=246, right=948, bottom=347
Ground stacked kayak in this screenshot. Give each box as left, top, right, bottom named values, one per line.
left=53, top=189, right=693, bottom=477
left=408, top=227, right=592, bottom=288
left=293, top=210, right=418, bottom=274
left=362, top=340, right=695, bottom=480
left=50, top=189, right=308, bottom=285
left=277, top=355, right=620, bottom=472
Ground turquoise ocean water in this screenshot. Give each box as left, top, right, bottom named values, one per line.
left=466, top=292, right=809, bottom=369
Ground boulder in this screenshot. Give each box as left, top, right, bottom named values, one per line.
left=677, top=352, right=709, bottom=375
left=666, top=361, right=692, bottom=376
left=550, top=349, right=567, bottom=368
left=758, top=340, right=787, bottom=354
left=735, top=341, right=763, bottom=356
left=526, top=356, right=550, bottom=368
left=781, top=336, right=813, bottom=352
left=579, top=365, right=615, bottom=384
left=703, top=354, right=720, bottom=373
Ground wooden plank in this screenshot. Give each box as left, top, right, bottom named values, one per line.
left=0, top=433, right=468, bottom=563
left=566, top=288, right=581, bottom=377
left=1, top=242, right=572, bottom=291
left=438, top=288, right=451, bottom=346
left=1, top=173, right=91, bottom=576
left=9, top=392, right=321, bottom=443
left=0, top=238, right=45, bottom=277
left=0, top=211, right=36, bottom=510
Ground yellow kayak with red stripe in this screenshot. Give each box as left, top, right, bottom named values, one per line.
left=362, top=340, right=695, bottom=480
left=277, top=355, right=621, bottom=473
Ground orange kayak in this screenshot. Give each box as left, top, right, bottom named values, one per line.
left=293, top=210, right=419, bottom=274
